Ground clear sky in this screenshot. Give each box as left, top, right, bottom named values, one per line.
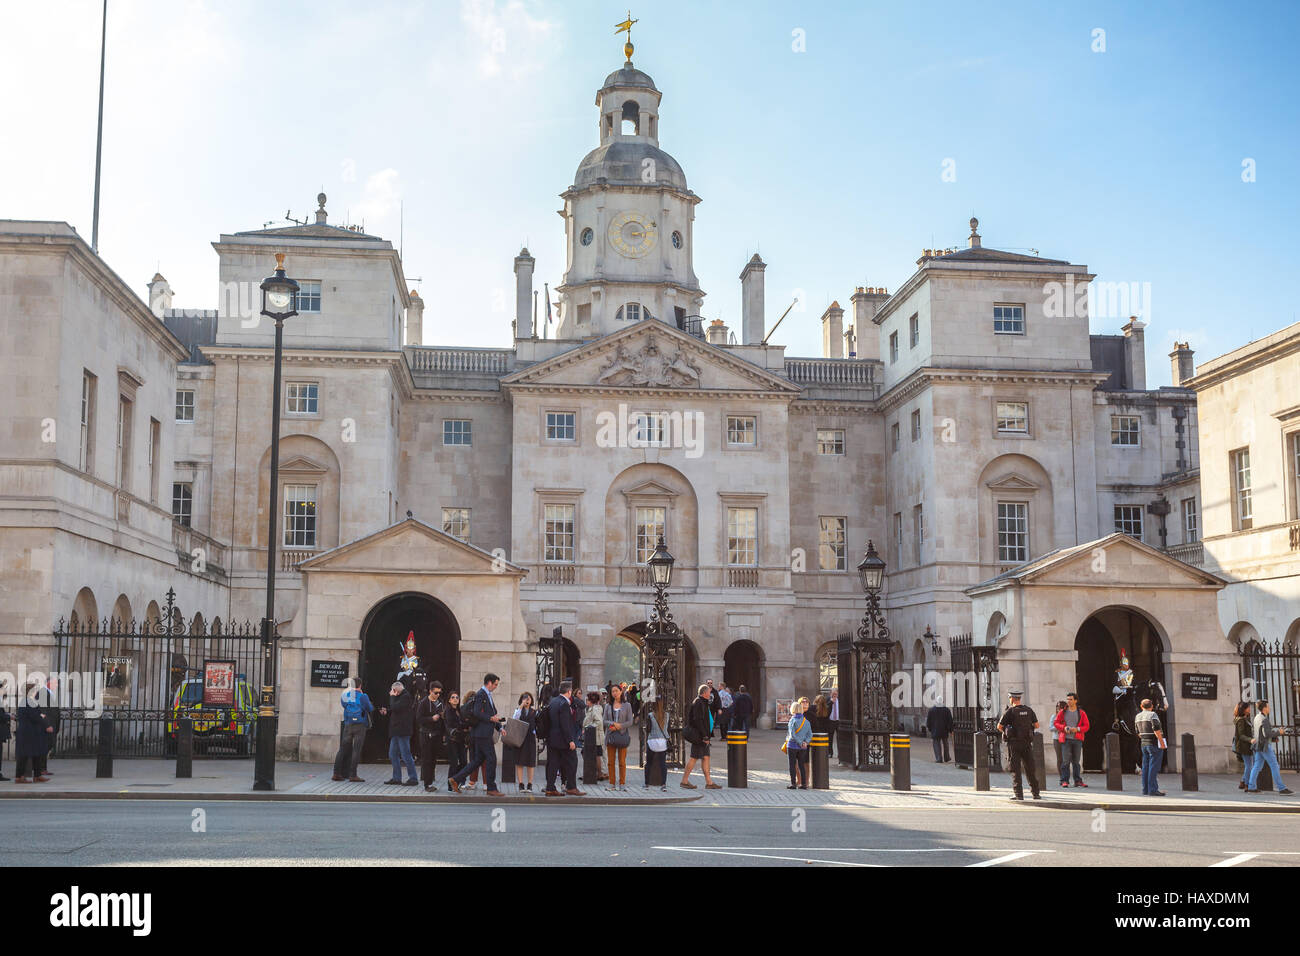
left=2, top=0, right=1296, bottom=384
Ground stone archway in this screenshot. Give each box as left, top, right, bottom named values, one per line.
left=724, top=639, right=764, bottom=715
left=359, top=592, right=461, bottom=762
left=1074, top=607, right=1169, bottom=773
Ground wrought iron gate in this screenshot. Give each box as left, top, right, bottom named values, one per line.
left=834, top=632, right=855, bottom=764
left=951, top=634, right=1001, bottom=770
left=51, top=589, right=264, bottom=758
left=1240, top=639, right=1299, bottom=770
left=639, top=633, right=686, bottom=769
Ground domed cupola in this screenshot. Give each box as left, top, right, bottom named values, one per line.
left=552, top=15, right=705, bottom=340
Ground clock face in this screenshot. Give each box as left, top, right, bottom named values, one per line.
left=608, top=210, right=657, bottom=258
left=267, top=290, right=292, bottom=311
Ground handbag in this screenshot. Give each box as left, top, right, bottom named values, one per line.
left=782, top=717, right=807, bottom=754
left=647, top=714, right=668, bottom=753
left=502, top=716, right=529, bottom=749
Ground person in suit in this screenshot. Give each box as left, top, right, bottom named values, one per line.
left=545, top=680, right=584, bottom=796
left=731, top=685, right=754, bottom=733
left=925, top=696, right=955, bottom=763
left=449, top=673, right=504, bottom=796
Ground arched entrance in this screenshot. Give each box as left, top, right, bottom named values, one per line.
left=1074, top=607, right=1168, bottom=773
left=723, top=640, right=764, bottom=715
left=559, top=637, right=582, bottom=691
left=359, top=592, right=461, bottom=762
left=605, top=634, right=640, bottom=687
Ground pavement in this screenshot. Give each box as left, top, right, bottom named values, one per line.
left=4, top=730, right=1296, bottom=813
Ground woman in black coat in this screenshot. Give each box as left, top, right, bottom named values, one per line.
left=15, top=687, right=52, bottom=783
left=0, top=694, right=11, bottom=781
left=442, top=691, right=467, bottom=789
left=512, top=692, right=538, bottom=791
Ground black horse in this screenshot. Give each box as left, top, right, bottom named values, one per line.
left=1112, top=679, right=1168, bottom=774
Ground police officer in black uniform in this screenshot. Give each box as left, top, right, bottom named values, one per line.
left=996, top=690, right=1041, bottom=800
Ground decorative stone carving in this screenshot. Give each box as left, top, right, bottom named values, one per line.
left=596, top=333, right=701, bottom=387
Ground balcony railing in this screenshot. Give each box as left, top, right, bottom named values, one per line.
left=280, top=549, right=315, bottom=571
left=408, top=346, right=514, bottom=374
left=172, top=523, right=228, bottom=575
left=784, top=358, right=877, bottom=387
left=726, top=567, right=760, bottom=588
left=541, top=564, right=576, bottom=585
left=1166, top=541, right=1204, bottom=568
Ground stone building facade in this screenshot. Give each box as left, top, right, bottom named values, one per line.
left=2, top=51, right=1290, bottom=770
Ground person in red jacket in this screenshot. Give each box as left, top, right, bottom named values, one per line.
left=1053, top=692, right=1090, bottom=787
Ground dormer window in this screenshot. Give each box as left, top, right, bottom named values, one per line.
left=616, top=302, right=653, bottom=322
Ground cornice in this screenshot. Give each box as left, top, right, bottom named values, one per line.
left=789, top=399, right=876, bottom=416
left=1188, top=325, right=1300, bottom=391
left=876, top=366, right=1111, bottom=414
left=560, top=182, right=701, bottom=206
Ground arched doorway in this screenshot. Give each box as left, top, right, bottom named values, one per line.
left=605, top=635, right=640, bottom=687
left=559, top=638, right=582, bottom=691
left=359, top=592, right=461, bottom=762
left=1074, top=607, right=1168, bottom=773
left=723, top=640, right=764, bottom=715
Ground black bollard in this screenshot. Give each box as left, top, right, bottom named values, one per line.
left=726, top=730, right=748, bottom=788
left=1105, top=732, right=1122, bottom=791
left=890, top=734, right=911, bottom=791
left=582, top=726, right=599, bottom=784
left=1181, top=733, right=1198, bottom=791
left=176, top=717, right=193, bottom=779
left=1032, top=731, right=1047, bottom=792
left=810, top=733, right=830, bottom=789
left=501, top=740, right=517, bottom=786
left=973, top=731, right=990, bottom=791
left=96, top=715, right=113, bottom=779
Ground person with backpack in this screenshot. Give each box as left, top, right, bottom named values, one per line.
left=415, top=681, right=447, bottom=792
left=331, top=677, right=372, bottom=782
left=995, top=690, right=1041, bottom=801
left=1053, top=692, right=1090, bottom=788
left=785, top=697, right=813, bottom=789
left=448, top=673, right=504, bottom=796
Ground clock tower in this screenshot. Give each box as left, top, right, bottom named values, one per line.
left=554, top=35, right=704, bottom=339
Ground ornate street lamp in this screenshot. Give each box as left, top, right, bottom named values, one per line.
left=852, top=540, right=894, bottom=771
left=925, top=625, right=943, bottom=658
left=253, top=253, right=299, bottom=792
left=642, top=535, right=684, bottom=772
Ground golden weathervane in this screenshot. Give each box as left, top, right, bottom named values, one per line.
left=615, top=10, right=638, bottom=61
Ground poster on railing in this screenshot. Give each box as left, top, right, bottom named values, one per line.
left=101, top=656, right=133, bottom=707
left=775, top=698, right=794, bottom=725
left=203, top=660, right=236, bottom=706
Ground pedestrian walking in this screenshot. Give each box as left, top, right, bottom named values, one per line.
left=996, top=690, right=1040, bottom=801
left=1053, top=692, right=1089, bottom=788
left=545, top=680, right=583, bottom=796
left=603, top=683, right=633, bottom=791
left=449, top=673, right=504, bottom=796
left=1135, top=697, right=1166, bottom=796
left=925, top=696, right=954, bottom=763
left=512, top=692, right=538, bottom=792
left=331, top=677, right=372, bottom=783
left=583, top=690, right=606, bottom=781
left=717, top=682, right=735, bottom=739
left=785, top=697, right=813, bottom=789
left=382, top=681, right=418, bottom=786
left=681, top=683, right=721, bottom=790
left=443, top=691, right=467, bottom=786
left=14, top=681, right=52, bottom=784
left=732, top=684, right=753, bottom=733
left=1246, top=699, right=1295, bottom=795
left=415, top=681, right=447, bottom=791
left=1232, top=700, right=1254, bottom=790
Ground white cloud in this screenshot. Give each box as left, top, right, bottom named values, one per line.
left=458, top=0, right=556, bottom=80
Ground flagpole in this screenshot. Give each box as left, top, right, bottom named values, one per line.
left=91, top=0, right=107, bottom=254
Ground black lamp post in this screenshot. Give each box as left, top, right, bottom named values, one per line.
left=925, top=625, right=943, bottom=658
left=643, top=535, right=684, bottom=768
left=852, top=540, right=894, bottom=771
left=253, top=253, right=299, bottom=792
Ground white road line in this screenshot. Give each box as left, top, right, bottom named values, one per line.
left=1211, top=854, right=1260, bottom=867
left=653, top=847, right=883, bottom=866
left=968, top=851, right=1040, bottom=867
